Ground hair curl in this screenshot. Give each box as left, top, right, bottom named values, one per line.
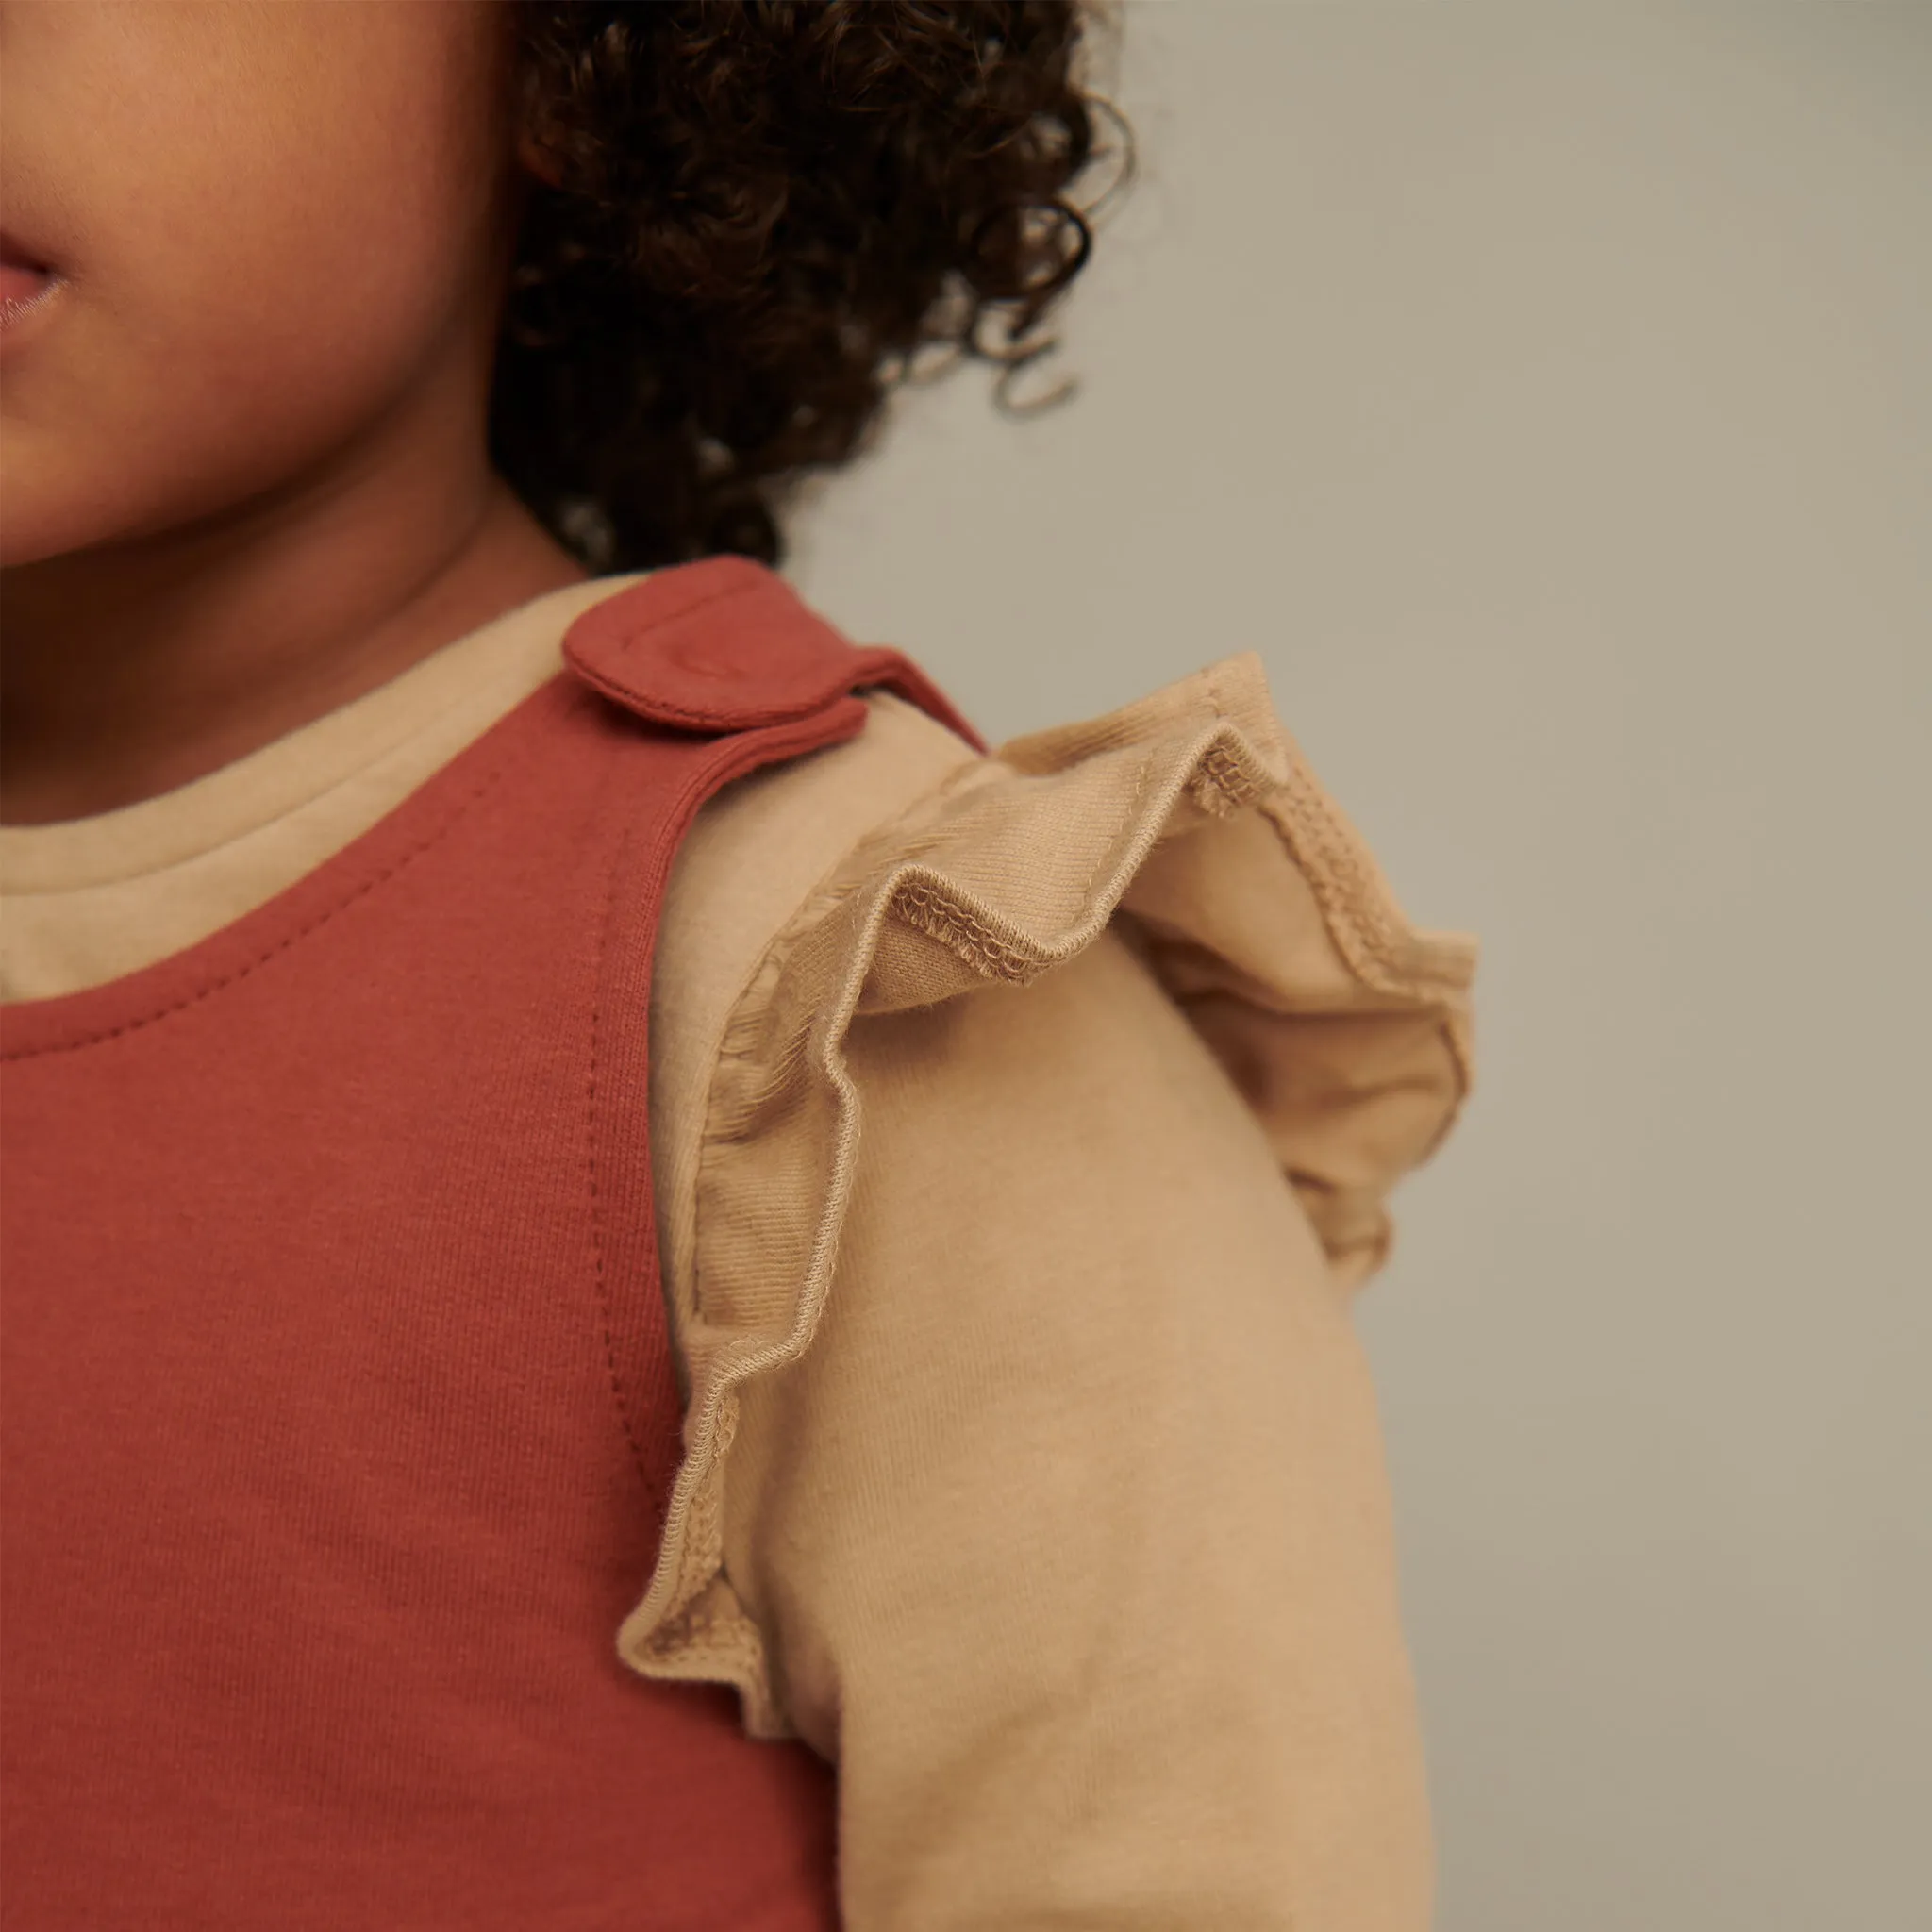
left=491, top=0, right=1121, bottom=574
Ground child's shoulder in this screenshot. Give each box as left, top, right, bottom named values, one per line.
left=650, top=641, right=1479, bottom=1302
left=633, top=641, right=1479, bottom=1733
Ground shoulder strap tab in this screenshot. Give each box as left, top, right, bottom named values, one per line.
left=560, top=556, right=987, bottom=753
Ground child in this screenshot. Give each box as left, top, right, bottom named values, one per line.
left=0, top=4, right=1475, bottom=1927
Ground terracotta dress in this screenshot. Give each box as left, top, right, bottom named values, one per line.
left=0, top=558, right=1475, bottom=1929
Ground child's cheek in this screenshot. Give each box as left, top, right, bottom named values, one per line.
left=0, top=0, right=514, bottom=568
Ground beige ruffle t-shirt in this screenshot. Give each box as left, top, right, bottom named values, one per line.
left=0, top=572, right=1477, bottom=1931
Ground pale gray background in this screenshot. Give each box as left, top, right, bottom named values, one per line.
left=790, top=5, right=1930, bottom=1928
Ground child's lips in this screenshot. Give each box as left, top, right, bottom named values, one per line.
left=1, top=259, right=53, bottom=308
left=0, top=234, right=60, bottom=337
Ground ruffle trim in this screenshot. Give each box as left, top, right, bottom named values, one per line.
left=613, top=648, right=1477, bottom=1736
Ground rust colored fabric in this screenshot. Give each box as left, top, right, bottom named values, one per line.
left=2, top=555, right=1477, bottom=1926
left=0, top=558, right=976, bottom=1927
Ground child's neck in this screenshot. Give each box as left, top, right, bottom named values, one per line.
left=0, top=466, right=588, bottom=827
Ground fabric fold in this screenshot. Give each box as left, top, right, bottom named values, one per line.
left=614, top=646, right=1476, bottom=1732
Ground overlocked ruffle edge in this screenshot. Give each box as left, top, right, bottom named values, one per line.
left=613, top=648, right=1477, bottom=1736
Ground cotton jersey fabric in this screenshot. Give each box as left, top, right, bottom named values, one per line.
left=0, top=561, right=1477, bottom=1929
left=4, top=561, right=960, bottom=1925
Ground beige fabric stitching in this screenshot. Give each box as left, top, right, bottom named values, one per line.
left=613, top=650, right=1477, bottom=1733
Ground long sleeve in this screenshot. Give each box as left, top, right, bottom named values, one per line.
left=636, top=654, right=1475, bottom=1927
left=731, top=927, right=1436, bottom=1926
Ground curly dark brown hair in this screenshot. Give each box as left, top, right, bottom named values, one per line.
left=491, top=0, right=1121, bottom=575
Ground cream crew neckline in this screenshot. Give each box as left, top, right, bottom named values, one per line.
left=0, top=573, right=641, bottom=897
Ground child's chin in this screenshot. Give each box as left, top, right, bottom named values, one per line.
left=0, top=434, right=143, bottom=575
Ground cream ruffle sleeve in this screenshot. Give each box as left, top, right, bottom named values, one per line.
left=633, top=651, right=1476, bottom=1930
